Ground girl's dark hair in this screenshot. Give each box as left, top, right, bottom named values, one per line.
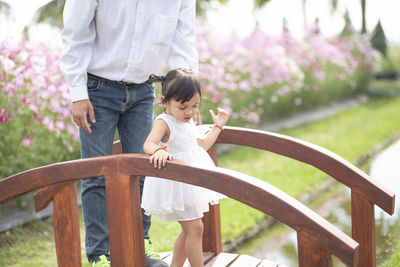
left=148, top=69, right=201, bottom=104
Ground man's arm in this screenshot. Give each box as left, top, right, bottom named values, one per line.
left=168, top=0, right=201, bottom=124
left=167, top=0, right=198, bottom=73
left=59, top=0, right=98, bottom=133
left=59, top=0, right=98, bottom=102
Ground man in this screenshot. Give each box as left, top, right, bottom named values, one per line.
left=60, top=0, right=199, bottom=266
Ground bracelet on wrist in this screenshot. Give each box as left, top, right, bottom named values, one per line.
left=153, top=144, right=169, bottom=154
left=214, top=125, right=223, bottom=131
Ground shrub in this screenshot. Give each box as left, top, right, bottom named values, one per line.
left=0, top=37, right=80, bottom=180
left=1, top=23, right=377, bottom=179
left=191, top=22, right=377, bottom=126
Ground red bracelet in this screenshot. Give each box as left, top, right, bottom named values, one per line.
left=153, top=144, right=169, bottom=154
left=214, top=125, right=223, bottom=131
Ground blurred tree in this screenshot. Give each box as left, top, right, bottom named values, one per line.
left=253, top=0, right=272, bottom=8
left=35, top=0, right=64, bottom=28
left=34, top=0, right=235, bottom=28
left=360, top=0, right=366, bottom=33
left=0, top=1, right=11, bottom=13
left=340, top=9, right=353, bottom=37
left=329, top=0, right=367, bottom=34
left=370, top=20, right=387, bottom=56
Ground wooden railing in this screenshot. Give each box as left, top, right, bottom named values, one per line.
left=0, top=153, right=359, bottom=266
left=205, top=126, right=394, bottom=267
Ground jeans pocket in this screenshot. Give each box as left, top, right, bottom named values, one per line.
left=87, top=76, right=101, bottom=91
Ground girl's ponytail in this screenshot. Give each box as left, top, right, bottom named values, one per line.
left=148, top=74, right=166, bottom=83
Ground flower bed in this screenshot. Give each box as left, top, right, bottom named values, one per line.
left=1, top=25, right=377, bottom=180
left=195, top=24, right=377, bottom=126
left=0, top=38, right=80, bottom=181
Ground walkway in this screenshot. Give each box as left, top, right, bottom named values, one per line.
left=160, top=252, right=289, bottom=267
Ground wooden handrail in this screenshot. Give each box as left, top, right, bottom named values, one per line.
left=214, top=126, right=394, bottom=267
left=30, top=126, right=395, bottom=266
left=0, top=154, right=359, bottom=266
left=216, top=126, right=394, bottom=214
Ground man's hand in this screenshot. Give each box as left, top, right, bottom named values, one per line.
left=72, top=99, right=96, bottom=133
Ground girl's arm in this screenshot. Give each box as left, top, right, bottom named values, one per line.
left=198, top=108, right=230, bottom=151
left=143, top=119, right=172, bottom=169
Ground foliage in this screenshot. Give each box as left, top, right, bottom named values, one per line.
left=379, top=56, right=398, bottom=73
left=32, top=0, right=235, bottom=26
left=377, top=46, right=400, bottom=73
left=0, top=20, right=377, bottom=179
left=389, top=46, right=400, bottom=71
left=340, top=9, right=354, bottom=37
left=191, top=22, right=377, bottom=127
left=0, top=37, right=80, bottom=180
left=371, top=20, right=387, bottom=57
left=0, top=1, right=10, bottom=13
left=35, top=0, right=64, bottom=28
left=382, top=238, right=400, bottom=267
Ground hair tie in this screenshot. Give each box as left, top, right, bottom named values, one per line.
left=148, top=74, right=166, bottom=83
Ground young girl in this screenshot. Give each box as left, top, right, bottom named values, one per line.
left=141, top=69, right=229, bottom=267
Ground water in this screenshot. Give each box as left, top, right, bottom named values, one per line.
left=247, top=139, right=400, bottom=266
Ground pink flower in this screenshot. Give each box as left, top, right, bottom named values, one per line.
left=295, top=98, right=302, bottom=106
left=256, top=98, right=264, bottom=105
left=22, top=97, right=31, bottom=104
left=22, top=136, right=34, bottom=147
left=0, top=116, right=8, bottom=124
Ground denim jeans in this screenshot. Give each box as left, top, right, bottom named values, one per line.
left=80, top=73, right=155, bottom=263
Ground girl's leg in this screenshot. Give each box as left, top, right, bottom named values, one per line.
left=170, top=231, right=187, bottom=267
left=179, top=219, right=204, bottom=267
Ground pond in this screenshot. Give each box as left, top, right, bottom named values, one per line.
left=238, top=139, right=400, bottom=266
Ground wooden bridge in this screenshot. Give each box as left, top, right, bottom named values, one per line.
left=0, top=126, right=395, bottom=266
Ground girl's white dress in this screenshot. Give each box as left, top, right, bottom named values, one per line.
left=141, top=113, right=225, bottom=221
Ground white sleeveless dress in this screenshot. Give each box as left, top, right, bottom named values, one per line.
left=141, top=113, right=225, bottom=221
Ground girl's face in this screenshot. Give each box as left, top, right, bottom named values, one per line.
left=164, top=93, right=200, bottom=123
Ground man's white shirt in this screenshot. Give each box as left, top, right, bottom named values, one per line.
left=60, top=0, right=198, bottom=102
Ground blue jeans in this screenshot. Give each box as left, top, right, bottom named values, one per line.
left=80, top=73, right=155, bottom=263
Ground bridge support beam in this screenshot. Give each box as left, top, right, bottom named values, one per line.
left=53, top=182, right=81, bottom=267
left=352, top=189, right=376, bottom=267
left=297, top=231, right=333, bottom=267
left=105, top=174, right=145, bottom=267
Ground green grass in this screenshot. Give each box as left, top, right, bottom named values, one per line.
left=383, top=238, right=400, bottom=267
left=2, top=95, right=400, bottom=265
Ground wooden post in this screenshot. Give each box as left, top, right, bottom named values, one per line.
left=297, top=231, right=333, bottom=267
left=202, top=144, right=223, bottom=254
left=53, top=182, right=81, bottom=267
left=351, top=189, right=376, bottom=267
left=105, top=173, right=145, bottom=267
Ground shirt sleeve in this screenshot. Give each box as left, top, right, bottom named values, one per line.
left=167, top=0, right=198, bottom=73
left=59, top=0, right=98, bottom=102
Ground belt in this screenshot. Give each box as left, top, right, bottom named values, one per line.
left=88, top=73, right=150, bottom=85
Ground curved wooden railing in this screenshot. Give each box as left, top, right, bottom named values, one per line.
left=0, top=154, right=358, bottom=266
left=211, top=126, right=394, bottom=267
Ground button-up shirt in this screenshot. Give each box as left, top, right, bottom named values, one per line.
left=60, top=0, right=198, bottom=102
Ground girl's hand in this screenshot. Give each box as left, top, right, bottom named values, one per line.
left=149, top=150, right=173, bottom=169
left=193, top=109, right=202, bottom=125
left=209, top=107, right=230, bottom=128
